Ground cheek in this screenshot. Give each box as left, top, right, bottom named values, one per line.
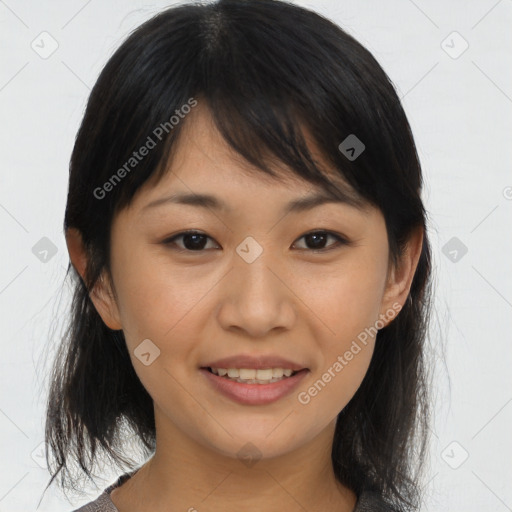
left=294, top=287, right=379, bottom=417
left=291, top=252, right=386, bottom=410
left=294, top=252, right=388, bottom=342
left=109, top=248, right=205, bottom=403
left=111, top=245, right=209, bottom=343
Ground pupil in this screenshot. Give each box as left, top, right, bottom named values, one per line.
left=184, top=234, right=207, bottom=250
left=306, top=233, right=326, bottom=249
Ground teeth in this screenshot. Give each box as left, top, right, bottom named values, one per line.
left=210, top=367, right=296, bottom=383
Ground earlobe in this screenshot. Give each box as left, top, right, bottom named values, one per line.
left=379, top=226, right=424, bottom=326
left=90, top=274, right=123, bottom=331
left=65, top=227, right=123, bottom=331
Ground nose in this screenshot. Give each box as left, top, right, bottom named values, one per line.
left=216, top=246, right=296, bottom=338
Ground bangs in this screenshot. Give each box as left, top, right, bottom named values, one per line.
left=143, top=93, right=369, bottom=215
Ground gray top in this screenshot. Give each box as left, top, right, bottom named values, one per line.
left=71, top=471, right=398, bottom=512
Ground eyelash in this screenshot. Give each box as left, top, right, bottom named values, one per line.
left=162, top=229, right=349, bottom=254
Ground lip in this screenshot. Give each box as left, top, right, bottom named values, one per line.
left=199, top=367, right=309, bottom=405
left=200, top=354, right=307, bottom=371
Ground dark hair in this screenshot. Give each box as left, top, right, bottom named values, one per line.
left=44, top=0, right=433, bottom=510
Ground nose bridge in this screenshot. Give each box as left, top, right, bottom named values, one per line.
left=216, top=234, right=296, bottom=336
left=235, top=234, right=282, bottom=301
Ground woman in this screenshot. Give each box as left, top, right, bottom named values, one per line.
left=44, top=1, right=433, bottom=510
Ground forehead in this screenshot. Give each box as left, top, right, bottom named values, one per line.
left=133, top=102, right=369, bottom=213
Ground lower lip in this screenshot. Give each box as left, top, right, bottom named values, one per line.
left=199, top=368, right=309, bottom=405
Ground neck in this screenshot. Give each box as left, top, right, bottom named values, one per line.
left=111, top=407, right=356, bottom=512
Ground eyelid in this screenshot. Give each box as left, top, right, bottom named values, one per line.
left=162, top=229, right=349, bottom=252
left=162, top=230, right=220, bottom=251
left=293, top=230, right=349, bottom=252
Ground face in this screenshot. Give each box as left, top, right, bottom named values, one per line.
left=87, top=105, right=407, bottom=462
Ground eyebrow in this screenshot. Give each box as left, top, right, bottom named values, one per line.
left=142, top=189, right=367, bottom=215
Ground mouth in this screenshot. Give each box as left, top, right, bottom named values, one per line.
left=199, top=366, right=310, bottom=405
left=201, top=366, right=305, bottom=384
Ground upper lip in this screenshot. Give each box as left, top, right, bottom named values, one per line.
left=201, top=354, right=307, bottom=371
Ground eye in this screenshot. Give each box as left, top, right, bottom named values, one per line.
left=162, top=229, right=348, bottom=253
left=163, top=230, right=219, bottom=251
left=292, top=230, right=348, bottom=252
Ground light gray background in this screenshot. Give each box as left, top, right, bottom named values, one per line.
left=0, top=0, right=511, bottom=511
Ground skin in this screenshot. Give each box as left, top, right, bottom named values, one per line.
left=66, top=104, right=423, bottom=512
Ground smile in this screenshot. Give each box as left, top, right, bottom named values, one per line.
left=199, top=367, right=309, bottom=405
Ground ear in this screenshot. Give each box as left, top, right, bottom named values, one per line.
left=65, top=227, right=123, bottom=330
left=379, top=225, right=424, bottom=326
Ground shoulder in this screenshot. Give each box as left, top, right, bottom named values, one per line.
left=354, top=490, right=403, bottom=512
left=69, top=471, right=135, bottom=512
left=70, top=491, right=117, bottom=512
